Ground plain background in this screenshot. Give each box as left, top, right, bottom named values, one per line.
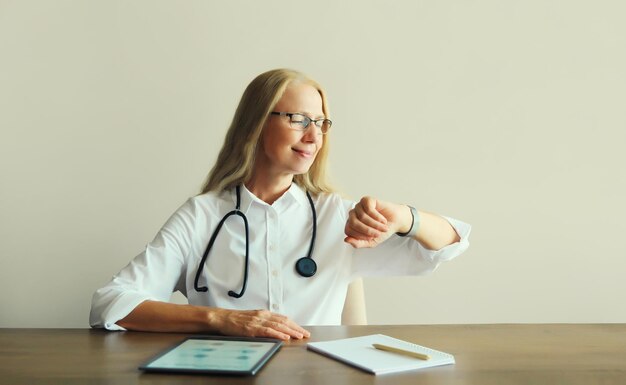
left=1, top=0, right=625, bottom=328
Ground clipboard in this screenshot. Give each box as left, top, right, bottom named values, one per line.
left=139, top=335, right=283, bottom=376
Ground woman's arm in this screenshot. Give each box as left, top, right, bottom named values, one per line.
left=117, top=300, right=310, bottom=341
left=344, top=196, right=460, bottom=250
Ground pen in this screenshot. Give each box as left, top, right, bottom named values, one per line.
left=372, top=344, right=430, bottom=360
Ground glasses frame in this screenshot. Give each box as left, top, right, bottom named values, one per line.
left=270, top=112, right=332, bottom=134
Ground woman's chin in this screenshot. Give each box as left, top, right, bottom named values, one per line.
left=290, top=164, right=313, bottom=176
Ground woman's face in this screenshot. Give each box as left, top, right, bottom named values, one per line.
left=258, top=82, right=325, bottom=179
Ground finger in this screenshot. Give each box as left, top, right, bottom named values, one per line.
left=354, top=204, right=388, bottom=233
left=345, top=215, right=385, bottom=239
left=222, top=319, right=291, bottom=341
left=244, top=315, right=293, bottom=340
left=265, top=321, right=306, bottom=339
left=256, top=326, right=291, bottom=341
left=270, top=315, right=310, bottom=339
left=272, top=318, right=311, bottom=339
left=359, top=197, right=388, bottom=225
left=261, top=312, right=310, bottom=339
left=344, top=236, right=377, bottom=248
left=282, top=319, right=311, bottom=338
left=344, top=208, right=389, bottom=239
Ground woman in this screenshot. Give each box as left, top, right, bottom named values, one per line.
left=90, top=69, right=471, bottom=341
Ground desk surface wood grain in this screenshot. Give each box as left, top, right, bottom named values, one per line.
left=1, top=324, right=625, bottom=385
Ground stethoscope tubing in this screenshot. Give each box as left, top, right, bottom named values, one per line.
left=194, top=185, right=317, bottom=298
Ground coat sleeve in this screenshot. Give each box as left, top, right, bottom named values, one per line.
left=350, top=201, right=472, bottom=277
left=89, top=200, right=195, bottom=330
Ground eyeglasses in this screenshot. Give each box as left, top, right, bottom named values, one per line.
left=270, top=112, right=332, bottom=134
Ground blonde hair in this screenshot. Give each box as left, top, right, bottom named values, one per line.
left=200, top=69, right=334, bottom=195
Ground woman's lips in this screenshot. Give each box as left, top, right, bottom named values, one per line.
left=292, top=148, right=314, bottom=158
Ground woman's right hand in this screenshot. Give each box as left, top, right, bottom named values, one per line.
left=210, top=308, right=310, bottom=341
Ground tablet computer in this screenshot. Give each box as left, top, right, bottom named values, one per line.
left=139, top=336, right=283, bottom=376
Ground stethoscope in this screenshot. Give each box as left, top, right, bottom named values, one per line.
left=194, top=185, right=318, bottom=298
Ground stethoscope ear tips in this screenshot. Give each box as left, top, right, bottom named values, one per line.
left=296, top=257, right=317, bottom=278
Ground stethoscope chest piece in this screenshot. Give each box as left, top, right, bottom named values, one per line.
left=295, top=257, right=317, bottom=278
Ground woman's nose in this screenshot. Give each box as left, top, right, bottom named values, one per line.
left=301, top=124, right=322, bottom=143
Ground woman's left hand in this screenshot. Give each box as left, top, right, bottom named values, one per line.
left=344, top=196, right=411, bottom=248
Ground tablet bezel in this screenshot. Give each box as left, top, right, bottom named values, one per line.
left=138, top=335, right=283, bottom=376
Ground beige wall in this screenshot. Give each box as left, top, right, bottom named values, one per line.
left=1, top=1, right=625, bottom=327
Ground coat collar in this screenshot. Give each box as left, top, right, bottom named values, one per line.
left=232, top=183, right=309, bottom=215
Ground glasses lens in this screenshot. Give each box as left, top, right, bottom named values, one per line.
left=320, top=119, right=332, bottom=134
left=289, top=113, right=309, bottom=131
left=311, top=118, right=332, bottom=134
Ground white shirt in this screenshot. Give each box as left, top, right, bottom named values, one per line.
left=90, top=184, right=471, bottom=330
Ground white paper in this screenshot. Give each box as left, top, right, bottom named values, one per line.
left=307, top=334, right=455, bottom=375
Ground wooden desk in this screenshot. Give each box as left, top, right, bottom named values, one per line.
left=1, top=324, right=625, bottom=384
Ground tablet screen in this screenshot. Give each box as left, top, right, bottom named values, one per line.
left=139, top=336, right=282, bottom=375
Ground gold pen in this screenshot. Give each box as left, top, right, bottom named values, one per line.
left=372, top=343, right=430, bottom=360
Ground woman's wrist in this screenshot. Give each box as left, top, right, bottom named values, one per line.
left=395, top=205, right=419, bottom=237
left=204, top=306, right=225, bottom=333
